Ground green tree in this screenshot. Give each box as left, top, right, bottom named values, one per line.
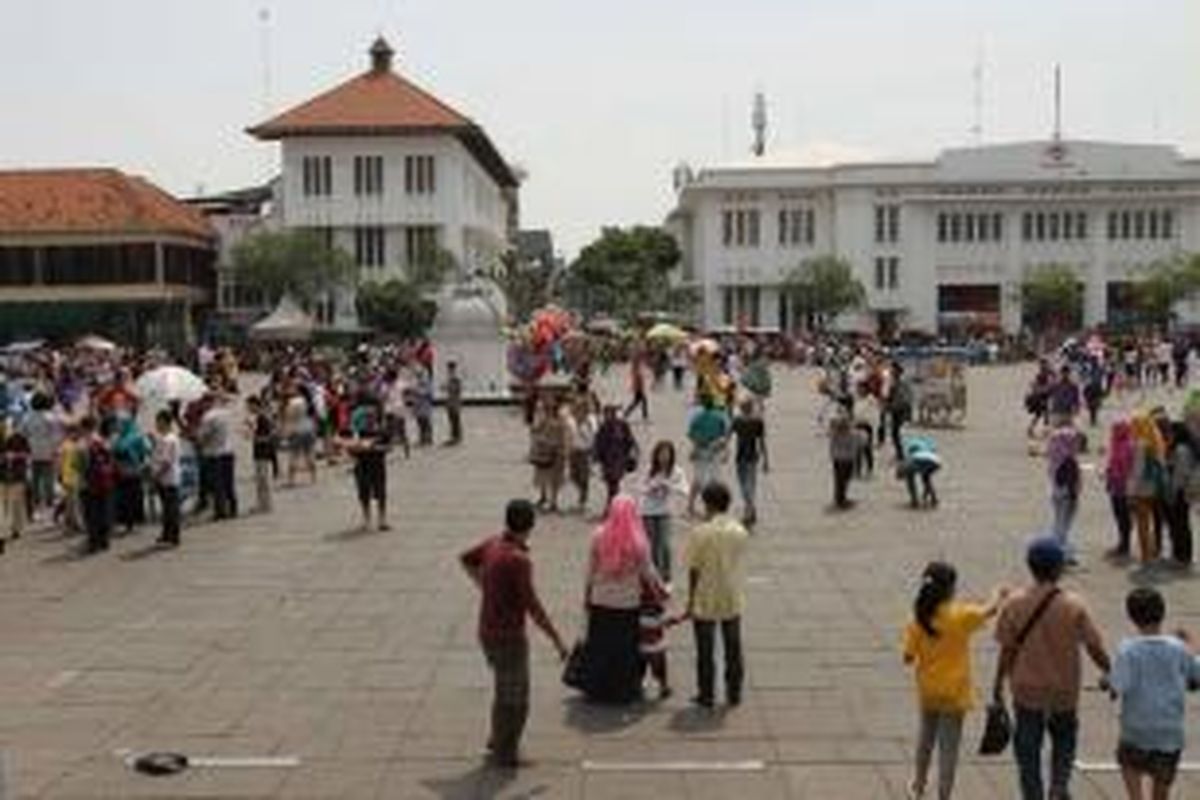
left=1132, top=259, right=1186, bottom=329
left=1019, top=264, right=1083, bottom=334
left=782, top=255, right=866, bottom=331
left=562, top=226, right=682, bottom=319
left=355, top=280, right=438, bottom=339
left=355, top=248, right=457, bottom=337
left=231, top=229, right=356, bottom=306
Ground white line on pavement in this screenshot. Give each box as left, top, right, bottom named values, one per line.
left=581, top=760, right=766, bottom=773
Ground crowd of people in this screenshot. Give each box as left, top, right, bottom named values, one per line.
left=8, top=326, right=1200, bottom=799
left=0, top=340, right=465, bottom=554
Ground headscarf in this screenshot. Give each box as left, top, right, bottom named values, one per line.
left=591, top=495, right=649, bottom=578
left=1106, top=419, right=1135, bottom=489
left=1130, top=411, right=1166, bottom=461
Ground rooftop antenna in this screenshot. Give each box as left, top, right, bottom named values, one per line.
left=752, top=91, right=768, bottom=157
left=258, top=7, right=272, bottom=118
left=970, top=46, right=984, bottom=146
left=1052, top=63, right=1063, bottom=143
left=258, top=6, right=274, bottom=181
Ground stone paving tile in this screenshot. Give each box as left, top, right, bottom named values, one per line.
left=8, top=367, right=1200, bottom=797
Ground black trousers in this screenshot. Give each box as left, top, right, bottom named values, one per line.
left=1110, top=494, right=1132, bottom=554
left=832, top=459, right=855, bottom=507
left=890, top=413, right=906, bottom=461
left=447, top=405, right=462, bottom=443
left=213, top=454, right=237, bottom=519
left=854, top=422, right=874, bottom=476
left=82, top=490, right=112, bottom=552
left=693, top=617, right=743, bottom=704
left=158, top=485, right=181, bottom=545
left=196, top=457, right=214, bottom=512
left=1166, top=491, right=1193, bottom=564
left=624, top=389, right=649, bottom=421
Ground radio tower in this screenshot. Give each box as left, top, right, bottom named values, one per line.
left=752, top=92, right=768, bottom=157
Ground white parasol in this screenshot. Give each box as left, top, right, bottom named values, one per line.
left=77, top=334, right=117, bottom=352
left=135, top=365, right=208, bottom=406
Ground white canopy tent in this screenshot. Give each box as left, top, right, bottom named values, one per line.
left=250, top=296, right=315, bottom=342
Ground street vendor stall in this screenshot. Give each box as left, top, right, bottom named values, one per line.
left=891, top=346, right=970, bottom=427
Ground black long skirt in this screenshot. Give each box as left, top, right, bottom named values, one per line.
left=583, top=605, right=642, bottom=704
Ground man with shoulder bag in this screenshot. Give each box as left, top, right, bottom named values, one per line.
left=992, top=537, right=1111, bottom=800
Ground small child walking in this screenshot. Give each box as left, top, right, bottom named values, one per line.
left=902, top=562, right=1008, bottom=800
left=639, top=578, right=672, bottom=700
left=1107, top=587, right=1200, bottom=800
left=246, top=396, right=275, bottom=514
left=149, top=410, right=182, bottom=547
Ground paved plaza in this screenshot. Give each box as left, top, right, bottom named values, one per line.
left=3, top=365, right=1200, bottom=798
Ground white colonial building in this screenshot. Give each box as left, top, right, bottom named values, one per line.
left=667, top=140, right=1200, bottom=335
left=246, top=37, right=519, bottom=327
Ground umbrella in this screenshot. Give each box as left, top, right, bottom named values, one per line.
left=77, top=334, right=117, bottom=352
left=135, top=366, right=208, bottom=406
left=646, top=323, right=688, bottom=343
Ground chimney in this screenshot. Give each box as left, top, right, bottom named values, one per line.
left=369, top=36, right=394, bottom=74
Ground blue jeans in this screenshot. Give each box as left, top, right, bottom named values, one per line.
left=1050, top=489, right=1077, bottom=556
left=736, top=460, right=758, bottom=518
left=643, top=515, right=672, bottom=581
left=1013, top=705, right=1078, bottom=800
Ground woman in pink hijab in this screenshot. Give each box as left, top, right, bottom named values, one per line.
left=581, top=495, right=664, bottom=704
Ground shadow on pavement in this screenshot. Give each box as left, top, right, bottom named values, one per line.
left=119, top=543, right=178, bottom=561
left=668, top=704, right=728, bottom=734
left=420, top=763, right=525, bottom=799
left=324, top=526, right=386, bottom=542
left=562, top=695, right=647, bottom=734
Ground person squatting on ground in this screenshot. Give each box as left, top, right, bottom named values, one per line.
left=993, top=537, right=1111, bottom=800
left=459, top=500, right=568, bottom=769
left=902, top=561, right=1008, bottom=800
left=1105, top=587, right=1200, bottom=800
left=683, top=481, right=749, bottom=709
left=898, top=435, right=941, bottom=509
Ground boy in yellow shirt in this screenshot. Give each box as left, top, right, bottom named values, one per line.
left=902, top=562, right=1008, bottom=799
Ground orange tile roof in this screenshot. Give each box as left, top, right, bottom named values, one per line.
left=0, top=169, right=215, bottom=241
left=247, top=40, right=517, bottom=188
left=248, top=69, right=471, bottom=137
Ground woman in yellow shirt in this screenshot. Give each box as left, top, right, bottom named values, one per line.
left=902, top=561, right=1007, bottom=800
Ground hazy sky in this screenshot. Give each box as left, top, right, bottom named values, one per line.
left=2, top=1, right=1197, bottom=258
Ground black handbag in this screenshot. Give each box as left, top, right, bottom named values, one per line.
left=562, top=640, right=587, bottom=690
left=981, top=588, right=1061, bottom=756
left=978, top=703, right=1012, bottom=755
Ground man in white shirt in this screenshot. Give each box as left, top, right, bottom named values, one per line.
left=150, top=410, right=182, bottom=547
left=198, top=393, right=237, bottom=520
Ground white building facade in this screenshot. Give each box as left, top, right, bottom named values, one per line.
left=248, top=37, right=518, bottom=327
left=667, top=140, right=1200, bottom=335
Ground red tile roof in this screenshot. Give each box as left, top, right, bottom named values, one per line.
left=247, top=39, right=517, bottom=188
left=0, top=169, right=215, bottom=241
left=248, top=69, right=471, bottom=137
